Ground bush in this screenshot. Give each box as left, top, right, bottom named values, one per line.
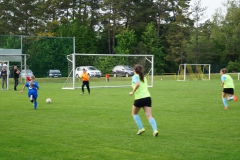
left=227, top=61, right=240, bottom=72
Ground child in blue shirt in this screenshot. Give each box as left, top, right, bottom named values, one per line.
left=20, top=75, right=39, bottom=110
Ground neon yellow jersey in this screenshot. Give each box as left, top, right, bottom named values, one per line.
left=221, top=74, right=234, bottom=88
left=132, top=74, right=150, bottom=99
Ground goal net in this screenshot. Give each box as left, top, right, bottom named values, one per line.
left=62, top=53, right=154, bottom=89
left=177, top=64, right=211, bottom=81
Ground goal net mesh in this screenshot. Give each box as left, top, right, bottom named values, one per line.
left=177, top=64, right=211, bottom=81
left=62, top=54, right=154, bottom=89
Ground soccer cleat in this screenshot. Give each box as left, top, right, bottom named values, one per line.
left=136, top=128, right=145, bottom=135
left=234, top=95, right=238, bottom=102
left=30, top=95, right=33, bottom=103
left=153, top=130, right=158, bottom=137
left=225, top=107, right=229, bottom=110
left=81, top=92, right=84, bottom=95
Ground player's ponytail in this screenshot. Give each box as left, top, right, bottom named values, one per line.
left=134, top=64, right=144, bottom=82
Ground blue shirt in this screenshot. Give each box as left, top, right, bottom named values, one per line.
left=25, top=81, right=39, bottom=94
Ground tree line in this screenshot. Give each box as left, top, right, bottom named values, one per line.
left=0, top=0, right=240, bottom=77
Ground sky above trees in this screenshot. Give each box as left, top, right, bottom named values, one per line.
left=190, top=0, right=226, bottom=21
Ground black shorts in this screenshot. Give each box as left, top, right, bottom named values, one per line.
left=222, top=88, right=234, bottom=94
left=82, top=81, right=89, bottom=85
left=133, top=97, right=151, bottom=108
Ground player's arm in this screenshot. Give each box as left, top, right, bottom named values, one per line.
left=132, top=82, right=140, bottom=93
left=20, top=84, right=27, bottom=93
left=129, top=75, right=140, bottom=95
left=221, top=76, right=225, bottom=87
left=221, top=81, right=224, bottom=87
left=79, top=74, right=82, bottom=81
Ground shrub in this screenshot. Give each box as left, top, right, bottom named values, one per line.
left=227, top=61, right=240, bottom=72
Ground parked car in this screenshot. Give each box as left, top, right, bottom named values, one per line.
left=75, top=66, right=101, bottom=78
left=47, top=69, right=62, bottom=78
left=20, top=69, right=33, bottom=78
left=112, top=65, right=134, bottom=77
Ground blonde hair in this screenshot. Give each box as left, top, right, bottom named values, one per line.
left=30, top=75, right=35, bottom=88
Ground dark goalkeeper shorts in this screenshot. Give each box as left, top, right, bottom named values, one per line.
left=222, top=88, right=234, bottom=94
left=82, top=81, right=89, bottom=86
left=134, top=97, right=151, bottom=108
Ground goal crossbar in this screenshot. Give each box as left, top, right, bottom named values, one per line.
left=62, top=53, right=154, bottom=89
left=177, top=64, right=211, bottom=81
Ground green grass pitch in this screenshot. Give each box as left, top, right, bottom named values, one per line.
left=0, top=75, right=240, bottom=160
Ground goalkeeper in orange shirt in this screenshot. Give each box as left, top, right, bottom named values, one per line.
left=79, top=68, right=90, bottom=95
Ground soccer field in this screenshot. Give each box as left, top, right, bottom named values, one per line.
left=0, top=76, right=240, bottom=160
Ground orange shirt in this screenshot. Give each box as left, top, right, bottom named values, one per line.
left=81, top=72, right=89, bottom=81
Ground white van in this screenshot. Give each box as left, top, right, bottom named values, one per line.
left=75, top=66, right=102, bottom=78
left=20, top=69, right=33, bottom=78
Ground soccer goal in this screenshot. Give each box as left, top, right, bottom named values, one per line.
left=62, top=53, right=154, bottom=89
left=177, top=64, right=211, bottom=81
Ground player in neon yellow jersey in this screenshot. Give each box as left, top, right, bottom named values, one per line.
left=129, top=64, right=158, bottom=137
left=220, top=68, right=238, bottom=110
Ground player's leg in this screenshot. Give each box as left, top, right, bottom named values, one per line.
left=234, top=95, right=238, bottom=102
left=81, top=82, right=85, bottom=94
left=33, top=94, right=38, bottom=110
left=132, top=104, right=144, bottom=135
left=86, top=81, right=90, bottom=94
left=28, top=92, right=33, bottom=103
left=142, top=97, right=158, bottom=136
left=222, top=91, right=228, bottom=109
left=143, top=107, right=158, bottom=137
left=233, top=89, right=238, bottom=102
left=226, top=88, right=237, bottom=102
left=227, top=94, right=234, bottom=101
left=227, top=88, right=234, bottom=101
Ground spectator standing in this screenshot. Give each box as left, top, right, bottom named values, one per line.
left=13, top=66, right=20, bottom=91
left=1, top=67, right=7, bottom=89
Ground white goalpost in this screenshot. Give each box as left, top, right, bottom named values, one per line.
left=177, top=64, right=211, bottom=81
left=62, top=53, right=154, bottom=89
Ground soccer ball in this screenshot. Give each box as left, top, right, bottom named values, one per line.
left=46, top=98, right=51, bottom=103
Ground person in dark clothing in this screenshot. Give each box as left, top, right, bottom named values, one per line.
left=13, top=66, right=20, bottom=91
